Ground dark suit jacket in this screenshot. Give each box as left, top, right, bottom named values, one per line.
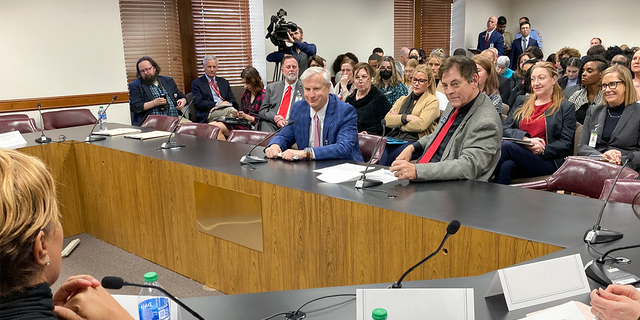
left=128, top=76, right=186, bottom=126
left=191, top=75, right=236, bottom=123
left=498, top=74, right=511, bottom=104
left=268, top=94, right=364, bottom=162
left=509, top=38, right=539, bottom=70
left=503, top=99, right=577, bottom=168
left=578, top=102, right=640, bottom=170
left=257, top=80, right=304, bottom=132
left=477, top=30, right=504, bottom=56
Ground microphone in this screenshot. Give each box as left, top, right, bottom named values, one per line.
left=391, top=220, right=461, bottom=288
left=35, top=103, right=52, bottom=144
left=584, top=153, right=634, bottom=244
left=585, top=243, right=640, bottom=286
left=160, top=96, right=193, bottom=150
left=85, top=95, right=117, bottom=142
left=101, top=276, right=205, bottom=320
left=355, top=119, right=387, bottom=189
left=240, top=120, right=294, bottom=165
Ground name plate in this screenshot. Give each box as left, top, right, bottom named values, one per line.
left=485, top=254, right=590, bottom=311
left=356, top=288, right=474, bottom=320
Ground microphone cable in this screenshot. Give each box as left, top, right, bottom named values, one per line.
left=260, top=293, right=356, bottom=320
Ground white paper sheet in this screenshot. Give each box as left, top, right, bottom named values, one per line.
left=520, top=301, right=588, bottom=320
left=0, top=131, right=27, bottom=149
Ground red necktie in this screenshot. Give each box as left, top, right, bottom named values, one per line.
left=485, top=33, right=489, bottom=47
left=278, top=85, right=292, bottom=118
left=418, top=109, right=459, bottom=164
left=210, top=78, right=222, bottom=99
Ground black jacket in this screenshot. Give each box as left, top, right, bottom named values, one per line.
left=345, top=86, right=392, bottom=135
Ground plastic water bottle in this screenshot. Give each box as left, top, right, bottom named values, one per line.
left=372, top=308, right=388, bottom=320
left=98, top=106, right=107, bottom=131
left=138, top=272, right=171, bottom=320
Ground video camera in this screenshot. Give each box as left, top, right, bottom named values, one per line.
left=265, top=9, right=298, bottom=52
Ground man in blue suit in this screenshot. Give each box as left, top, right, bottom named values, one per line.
left=265, top=67, right=363, bottom=162
left=191, top=55, right=237, bottom=123
left=509, top=21, right=539, bottom=70
left=477, top=16, right=504, bottom=56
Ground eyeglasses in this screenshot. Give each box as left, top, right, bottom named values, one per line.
left=601, top=81, right=625, bottom=90
left=354, top=76, right=370, bottom=82
left=611, top=60, right=627, bottom=66
left=412, top=78, right=428, bottom=84
left=140, top=66, right=154, bottom=74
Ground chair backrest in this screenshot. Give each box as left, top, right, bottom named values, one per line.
left=176, top=122, right=220, bottom=140
left=140, top=115, right=179, bottom=131
left=186, top=92, right=197, bottom=121
left=545, top=157, right=639, bottom=198
left=573, top=122, right=583, bottom=156
left=227, top=130, right=272, bottom=146
left=358, top=133, right=385, bottom=164
left=599, top=179, right=640, bottom=204
left=501, top=103, right=509, bottom=122
left=0, top=118, right=39, bottom=134
left=0, top=114, right=29, bottom=121
left=42, top=109, right=97, bottom=130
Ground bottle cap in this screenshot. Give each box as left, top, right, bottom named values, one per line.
left=143, top=271, right=158, bottom=282
left=372, top=308, right=387, bottom=320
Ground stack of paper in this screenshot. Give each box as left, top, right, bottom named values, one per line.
left=124, top=131, right=171, bottom=140
left=313, top=163, right=398, bottom=184
left=92, top=128, right=142, bottom=136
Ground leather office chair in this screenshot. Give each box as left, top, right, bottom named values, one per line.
left=501, top=103, right=509, bottom=123
left=599, top=179, right=640, bottom=204
left=176, top=122, right=220, bottom=140
left=140, top=115, right=179, bottom=131
left=358, top=133, right=385, bottom=164
left=0, top=114, right=29, bottom=121
left=227, top=130, right=272, bottom=146
left=512, top=156, right=639, bottom=198
left=42, top=109, right=97, bottom=130
left=0, top=118, right=39, bottom=134
left=185, top=92, right=197, bottom=122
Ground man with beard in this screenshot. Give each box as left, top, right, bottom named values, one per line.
left=258, top=55, right=304, bottom=132
left=128, top=56, right=187, bottom=126
left=191, top=55, right=237, bottom=123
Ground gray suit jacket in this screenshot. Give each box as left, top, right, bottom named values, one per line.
left=578, top=102, right=640, bottom=170
left=257, top=80, right=304, bottom=132
left=414, top=93, right=503, bottom=181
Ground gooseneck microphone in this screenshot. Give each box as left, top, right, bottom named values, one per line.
left=240, top=120, right=294, bottom=165
left=35, top=103, right=52, bottom=144
left=101, top=276, right=205, bottom=320
left=585, top=243, right=640, bottom=285
left=391, top=220, right=461, bottom=288
left=355, top=119, right=386, bottom=189
left=584, top=154, right=634, bottom=244
left=85, top=95, right=117, bottom=142
left=160, top=97, right=193, bottom=150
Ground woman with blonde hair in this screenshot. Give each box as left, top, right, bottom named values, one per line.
left=381, top=64, right=440, bottom=166
left=403, top=58, right=419, bottom=89
left=578, top=65, right=640, bottom=169
left=473, top=55, right=503, bottom=113
left=334, top=58, right=357, bottom=100
left=428, top=49, right=446, bottom=93
left=494, top=62, right=577, bottom=184
left=0, top=149, right=132, bottom=319
left=373, top=56, right=408, bottom=105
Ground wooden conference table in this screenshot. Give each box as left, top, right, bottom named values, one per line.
left=17, top=125, right=640, bottom=295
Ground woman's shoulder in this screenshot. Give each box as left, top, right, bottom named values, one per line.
left=559, top=99, right=576, bottom=110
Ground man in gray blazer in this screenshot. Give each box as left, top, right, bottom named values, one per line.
left=257, top=55, right=304, bottom=132
left=390, top=56, right=502, bottom=181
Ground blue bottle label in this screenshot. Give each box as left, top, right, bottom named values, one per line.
left=139, top=297, right=170, bottom=320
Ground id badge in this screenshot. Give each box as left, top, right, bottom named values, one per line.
left=589, top=132, right=597, bottom=148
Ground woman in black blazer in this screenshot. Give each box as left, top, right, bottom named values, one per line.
left=578, top=66, right=640, bottom=170
left=494, top=62, right=577, bottom=184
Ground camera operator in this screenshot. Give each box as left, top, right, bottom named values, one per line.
left=267, top=27, right=317, bottom=76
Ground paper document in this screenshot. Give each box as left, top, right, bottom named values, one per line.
left=364, top=168, right=398, bottom=184
left=92, top=128, right=142, bottom=136
left=0, top=131, right=27, bottom=149
left=124, top=131, right=172, bottom=140
left=112, top=294, right=181, bottom=320
left=522, top=301, right=590, bottom=320
left=313, top=163, right=368, bottom=174
left=314, top=164, right=397, bottom=184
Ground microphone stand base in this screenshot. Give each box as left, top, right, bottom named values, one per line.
left=85, top=135, right=106, bottom=142
left=160, top=141, right=186, bottom=149
left=584, top=228, right=623, bottom=244
left=586, top=259, right=640, bottom=286
left=35, top=136, right=52, bottom=144
left=241, top=155, right=267, bottom=164
left=355, top=178, right=383, bottom=189
left=284, top=311, right=307, bottom=320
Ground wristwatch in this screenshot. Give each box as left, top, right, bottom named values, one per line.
left=304, top=147, right=313, bottom=160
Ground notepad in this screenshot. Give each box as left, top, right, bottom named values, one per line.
left=92, top=128, right=142, bottom=136
left=124, top=131, right=172, bottom=140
